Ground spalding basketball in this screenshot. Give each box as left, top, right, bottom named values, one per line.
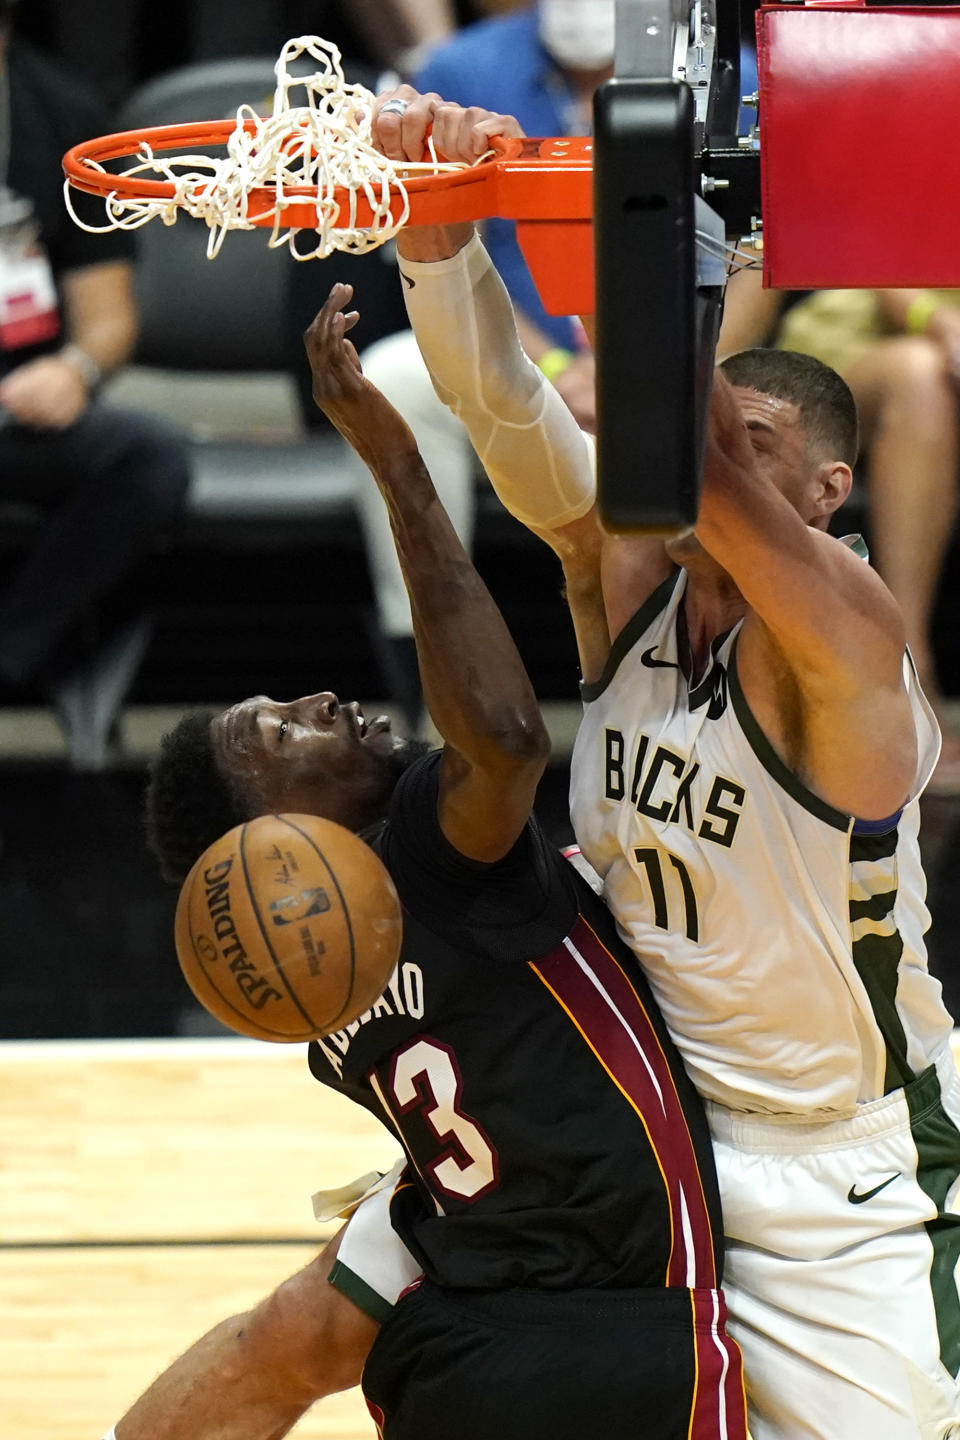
left=175, top=814, right=402, bottom=1042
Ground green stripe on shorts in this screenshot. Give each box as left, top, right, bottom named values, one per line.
left=329, top=1256, right=396, bottom=1325
left=906, top=1065, right=960, bottom=1377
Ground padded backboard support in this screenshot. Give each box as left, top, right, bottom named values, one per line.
left=759, top=5, right=960, bottom=288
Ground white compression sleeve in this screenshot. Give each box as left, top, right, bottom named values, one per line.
left=398, top=233, right=596, bottom=531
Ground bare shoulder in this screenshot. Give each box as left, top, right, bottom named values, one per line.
left=750, top=527, right=907, bottom=696
left=808, top=527, right=898, bottom=605
left=735, top=541, right=917, bottom=820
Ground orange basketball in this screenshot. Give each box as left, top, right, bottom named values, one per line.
left=174, top=813, right=402, bottom=1042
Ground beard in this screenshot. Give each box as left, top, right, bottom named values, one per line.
left=385, top=735, right=432, bottom=787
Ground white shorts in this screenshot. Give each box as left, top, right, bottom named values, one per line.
left=707, top=1048, right=960, bottom=1440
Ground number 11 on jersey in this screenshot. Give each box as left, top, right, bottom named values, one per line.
left=633, top=847, right=699, bottom=942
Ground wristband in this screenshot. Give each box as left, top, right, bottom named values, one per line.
left=537, top=347, right=574, bottom=383
left=904, top=292, right=940, bottom=336
left=59, top=343, right=103, bottom=393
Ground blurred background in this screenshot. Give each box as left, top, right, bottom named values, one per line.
left=0, top=0, right=958, bottom=1046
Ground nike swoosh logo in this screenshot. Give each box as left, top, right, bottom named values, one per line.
left=400, top=272, right=415, bottom=289
left=640, top=647, right=680, bottom=670
left=847, top=1172, right=901, bottom=1204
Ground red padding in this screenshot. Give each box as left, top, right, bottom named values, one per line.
left=758, top=6, right=960, bottom=288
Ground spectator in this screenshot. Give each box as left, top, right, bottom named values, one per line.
left=344, top=0, right=612, bottom=730
left=0, top=0, right=190, bottom=762
left=17, top=0, right=527, bottom=107
left=184, top=2, right=467, bottom=82
left=719, top=275, right=960, bottom=794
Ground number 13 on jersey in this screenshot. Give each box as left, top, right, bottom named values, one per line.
left=371, top=1038, right=500, bottom=1204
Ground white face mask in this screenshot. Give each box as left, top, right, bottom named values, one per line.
left=539, top=0, right=616, bottom=72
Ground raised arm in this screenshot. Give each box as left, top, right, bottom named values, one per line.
left=398, top=230, right=613, bottom=673
left=698, top=370, right=919, bottom=816
left=305, top=284, right=549, bottom=862
left=371, top=89, right=673, bottom=676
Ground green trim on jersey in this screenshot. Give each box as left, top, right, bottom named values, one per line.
left=580, top=571, right=680, bottom=703
left=328, top=1257, right=396, bottom=1324
left=905, top=1064, right=960, bottom=1377
left=848, top=828, right=913, bottom=1094
left=727, top=641, right=850, bottom=832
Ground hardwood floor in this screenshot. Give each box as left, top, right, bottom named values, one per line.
left=0, top=1038, right=397, bottom=1439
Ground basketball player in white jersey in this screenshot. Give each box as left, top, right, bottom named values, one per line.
left=370, top=87, right=960, bottom=1440
left=99, top=96, right=960, bottom=1440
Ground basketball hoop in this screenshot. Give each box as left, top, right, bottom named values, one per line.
left=62, top=36, right=478, bottom=260
left=61, top=32, right=593, bottom=285
left=63, top=115, right=480, bottom=258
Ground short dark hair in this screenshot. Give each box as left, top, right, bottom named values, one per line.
left=145, top=710, right=249, bottom=885
left=719, top=347, right=859, bottom=467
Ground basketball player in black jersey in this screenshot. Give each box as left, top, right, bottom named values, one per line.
left=131, top=282, right=746, bottom=1440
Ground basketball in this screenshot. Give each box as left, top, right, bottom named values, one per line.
left=174, top=813, right=403, bottom=1042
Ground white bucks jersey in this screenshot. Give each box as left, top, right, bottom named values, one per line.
left=570, top=568, right=949, bottom=1115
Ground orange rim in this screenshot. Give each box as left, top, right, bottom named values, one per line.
left=62, top=123, right=592, bottom=229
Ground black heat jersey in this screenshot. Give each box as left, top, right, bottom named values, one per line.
left=308, top=751, right=723, bottom=1293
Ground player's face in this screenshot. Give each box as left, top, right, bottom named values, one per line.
left=211, top=691, right=409, bottom=819
left=666, top=384, right=827, bottom=571
left=731, top=386, right=821, bottom=518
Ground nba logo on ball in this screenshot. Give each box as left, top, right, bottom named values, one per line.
left=175, top=814, right=403, bottom=1042
left=269, top=884, right=332, bottom=926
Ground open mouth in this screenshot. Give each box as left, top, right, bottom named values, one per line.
left=350, top=704, right=389, bottom=741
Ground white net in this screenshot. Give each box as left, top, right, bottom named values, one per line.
left=64, top=36, right=470, bottom=260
